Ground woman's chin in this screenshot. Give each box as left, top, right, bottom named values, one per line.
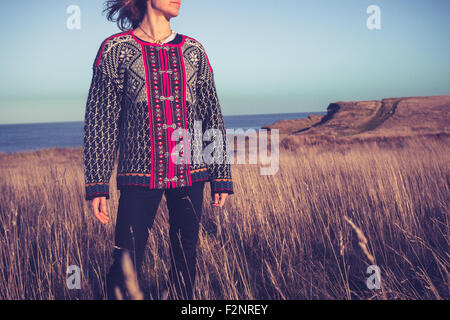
left=164, top=8, right=180, bottom=18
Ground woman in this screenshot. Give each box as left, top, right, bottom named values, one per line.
left=83, top=0, right=234, bottom=299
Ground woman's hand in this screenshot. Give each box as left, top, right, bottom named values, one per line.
left=212, top=193, right=228, bottom=207
left=91, top=196, right=109, bottom=224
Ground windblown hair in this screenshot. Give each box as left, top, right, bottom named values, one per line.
left=104, top=0, right=148, bottom=31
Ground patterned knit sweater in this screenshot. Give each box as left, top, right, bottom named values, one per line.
left=83, top=29, right=233, bottom=200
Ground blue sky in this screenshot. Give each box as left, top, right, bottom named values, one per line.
left=0, top=0, right=449, bottom=124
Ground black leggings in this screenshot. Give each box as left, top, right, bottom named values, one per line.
left=106, top=181, right=206, bottom=300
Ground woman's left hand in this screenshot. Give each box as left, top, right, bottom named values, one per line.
left=212, top=193, right=228, bottom=207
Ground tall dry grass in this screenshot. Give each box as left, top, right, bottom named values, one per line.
left=0, top=135, right=448, bottom=299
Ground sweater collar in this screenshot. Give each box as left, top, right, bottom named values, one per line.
left=129, top=29, right=181, bottom=46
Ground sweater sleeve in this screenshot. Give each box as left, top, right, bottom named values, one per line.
left=196, top=44, right=234, bottom=195
left=83, top=39, right=123, bottom=201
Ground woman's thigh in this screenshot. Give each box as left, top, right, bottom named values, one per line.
left=114, top=187, right=164, bottom=244
left=164, top=181, right=206, bottom=228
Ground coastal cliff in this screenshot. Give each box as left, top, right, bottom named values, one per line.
left=261, top=95, right=450, bottom=148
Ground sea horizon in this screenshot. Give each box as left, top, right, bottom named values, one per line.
left=0, top=111, right=325, bottom=153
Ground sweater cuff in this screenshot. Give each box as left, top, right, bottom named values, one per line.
left=85, top=183, right=110, bottom=200
left=210, top=179, right=234, bottom=195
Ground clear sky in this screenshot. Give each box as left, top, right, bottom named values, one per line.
left=0, top=0, right=449, bottom=124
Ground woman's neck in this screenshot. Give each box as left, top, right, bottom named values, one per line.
left=136, top=7, right=172, bottom=41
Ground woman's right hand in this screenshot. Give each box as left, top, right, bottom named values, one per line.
left=91, top=196, right=109, bottom=224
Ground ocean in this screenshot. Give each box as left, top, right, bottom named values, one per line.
left=0, top=112, right=325, bottom=153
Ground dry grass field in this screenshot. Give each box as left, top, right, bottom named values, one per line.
left=0, top=135, right=448, bottom=300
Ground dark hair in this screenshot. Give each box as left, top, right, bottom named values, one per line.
left=103, top=0, right=148, bottom=31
